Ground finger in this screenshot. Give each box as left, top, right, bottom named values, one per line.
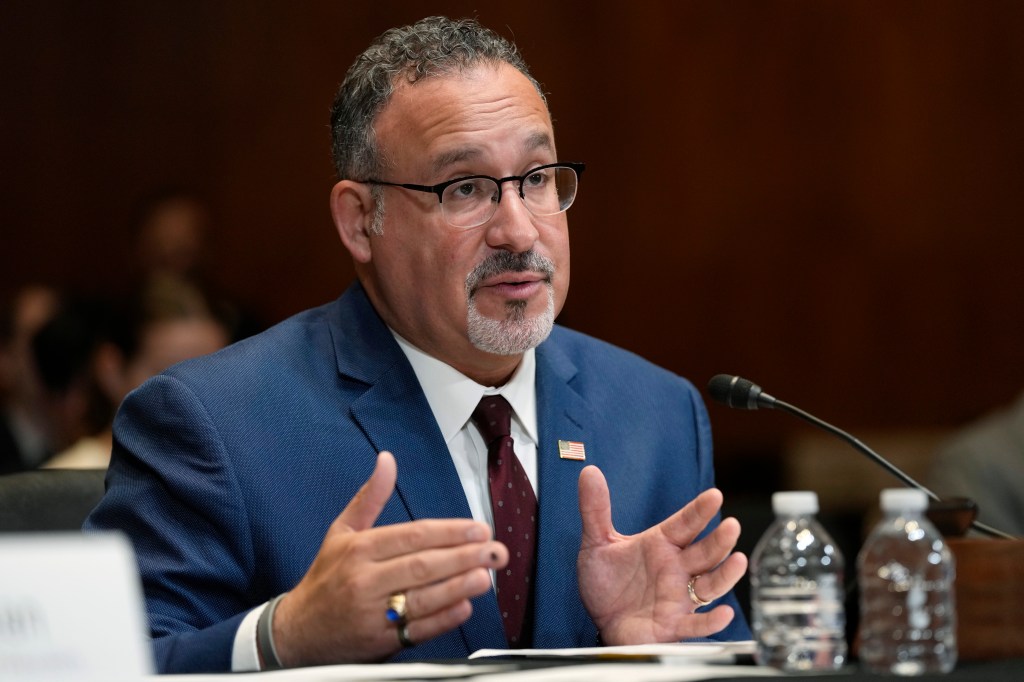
left=688, top=552, right=748, bottom=607
left=658, top=487, right=724, bottom=548
left=375, top=539, right=508, bottom=593
left=357, top=518, right=495, bottom=561
left=334, top=451, right=398, bottom=533
left=395, top=597, right=475, bottom=651
left=685, top=516, right=742, bottom=569
left=578, top=465, right=616, bottom=547
left=674, top=604, right=737, bottom=641
left=403, top=567, right=493, bottom=622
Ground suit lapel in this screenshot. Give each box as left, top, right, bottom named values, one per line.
left=331, top=283, right=471, bottom=520
left=532, top=337, right=599, bottom=646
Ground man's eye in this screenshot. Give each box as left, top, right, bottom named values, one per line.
left=524, top=171, right=549, bottom=188
left=445, top=178, right=493, bottom=203
left=453, top=182, right=478, bottom=197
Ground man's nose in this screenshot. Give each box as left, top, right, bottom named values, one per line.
left=485, top=185, right=539, bottom=252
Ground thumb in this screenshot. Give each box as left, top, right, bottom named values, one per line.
left=578, top=465, right=616, bottom=548
left=333, top=451, right=397, bottom=533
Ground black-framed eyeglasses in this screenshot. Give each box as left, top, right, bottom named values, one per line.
left=359, top=162, right=585, bottom=229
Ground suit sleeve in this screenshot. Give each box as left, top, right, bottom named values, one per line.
left=84, top=375, right=257, bottom=673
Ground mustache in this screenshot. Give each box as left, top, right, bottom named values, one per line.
left=465, top=250, right=555, bottom=297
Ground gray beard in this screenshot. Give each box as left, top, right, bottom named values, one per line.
left=464, top=250, right=556, bottom=356
left=467, top=286, right=555, bottom=356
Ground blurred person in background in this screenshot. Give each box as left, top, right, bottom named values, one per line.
left=38, top=281, right=231, bottom=469
left=129, top=187, right=264, bottom=341
left=131, top=187, right=213, bottom=285
left=29, top=294, right=114, bottom=464
left=0, top=284, right=60, bottom=472
left=928, top=391, right=1024, bottom=537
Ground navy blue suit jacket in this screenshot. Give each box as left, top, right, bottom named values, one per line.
left=85, top=282, right=750, bottom=673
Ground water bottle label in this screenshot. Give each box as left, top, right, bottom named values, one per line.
left=758, top=580, right=842, bottom=616
left=760, top=602, right=844, bottom=616
left=876, top=561, right=951, bottom=593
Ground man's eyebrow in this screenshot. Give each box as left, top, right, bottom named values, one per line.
left=429, top=132, right=555, bottom=178
left=524, top=131, right=554, bottom=153
left=431, top=148, right=482, bottom=176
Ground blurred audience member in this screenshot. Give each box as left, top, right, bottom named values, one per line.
left=131, top=187, right=212, bottom=284
left=928, top=391, right=1024, bottom=537
left=39, top=282, right=231, bottom=470
left=29, top=295, right=113, bottom=462
left=0, top=285, right=60, bottom=472
left=129, top=187, right=264, bottom=341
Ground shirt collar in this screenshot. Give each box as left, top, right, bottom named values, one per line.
left=391, top=331, right=538, bottom=446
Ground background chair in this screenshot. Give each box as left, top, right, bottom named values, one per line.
left=0, top=468, right=106, bottom=531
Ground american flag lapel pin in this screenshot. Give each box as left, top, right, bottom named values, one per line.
left=558, top=440, right=586, bottom=461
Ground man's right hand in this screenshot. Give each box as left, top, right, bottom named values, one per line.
left=270, top=451, right=507, bottom=667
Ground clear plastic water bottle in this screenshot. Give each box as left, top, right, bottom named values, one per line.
left=857, top=488, right=957, bottom=675
left=749, top=491, right=847, bottom=671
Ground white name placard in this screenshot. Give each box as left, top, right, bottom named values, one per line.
left=0, top=532, right=154, bottom=680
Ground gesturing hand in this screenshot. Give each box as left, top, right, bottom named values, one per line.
left=576, top=465, right=747, bottom=645
left=271, top=451, right=508, bottom=667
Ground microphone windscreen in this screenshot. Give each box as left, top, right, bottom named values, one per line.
left=707, top=374, right=759, bottom=409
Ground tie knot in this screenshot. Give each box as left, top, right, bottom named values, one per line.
left=471, top=395, right=513, bottom=445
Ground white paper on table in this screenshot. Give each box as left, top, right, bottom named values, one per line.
left=153, top=643, right=770, bottom=681
left=469, top=661, right=781, bottom=682
left=470, top=640, right=757, bottom=664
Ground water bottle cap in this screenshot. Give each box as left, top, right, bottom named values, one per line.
left=880, top=488, right=928, bottom=512
left=771, top=491, right=819, bottom=515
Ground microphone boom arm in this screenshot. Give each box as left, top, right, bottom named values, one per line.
left=708, top=374, right=1017, bottom=541
left=774, top=398, right=1015, bottom=540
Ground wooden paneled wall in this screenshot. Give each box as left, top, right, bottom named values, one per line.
left=4, top=2, right=1023, bottom=485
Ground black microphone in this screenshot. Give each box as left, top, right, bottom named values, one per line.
left=707, top=373, right=1017, bottom=541
left=707, top=374, right=777, bottom=410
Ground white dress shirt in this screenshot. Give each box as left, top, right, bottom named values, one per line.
left=232, top=332, right=539, bottom=670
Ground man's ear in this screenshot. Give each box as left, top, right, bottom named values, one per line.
left=330, top=180, right=376, bottom=263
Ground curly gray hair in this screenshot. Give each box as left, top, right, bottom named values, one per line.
left=329, top=16, right=546, bottom=184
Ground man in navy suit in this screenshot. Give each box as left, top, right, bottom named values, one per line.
left=86, top=16, right=751, bottom=673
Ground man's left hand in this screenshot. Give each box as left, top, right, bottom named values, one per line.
left=576, top=465, right=747, bottom=645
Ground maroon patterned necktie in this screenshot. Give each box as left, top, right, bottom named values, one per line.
left=471, top=395, right=537, bottom=648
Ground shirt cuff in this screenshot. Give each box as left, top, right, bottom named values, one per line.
left=231, top=602, right=267, bottom=672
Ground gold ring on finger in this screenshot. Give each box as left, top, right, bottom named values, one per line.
left=386, top=592, right=409, bottom=625
left=687, top=574, right=714, bottom=607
